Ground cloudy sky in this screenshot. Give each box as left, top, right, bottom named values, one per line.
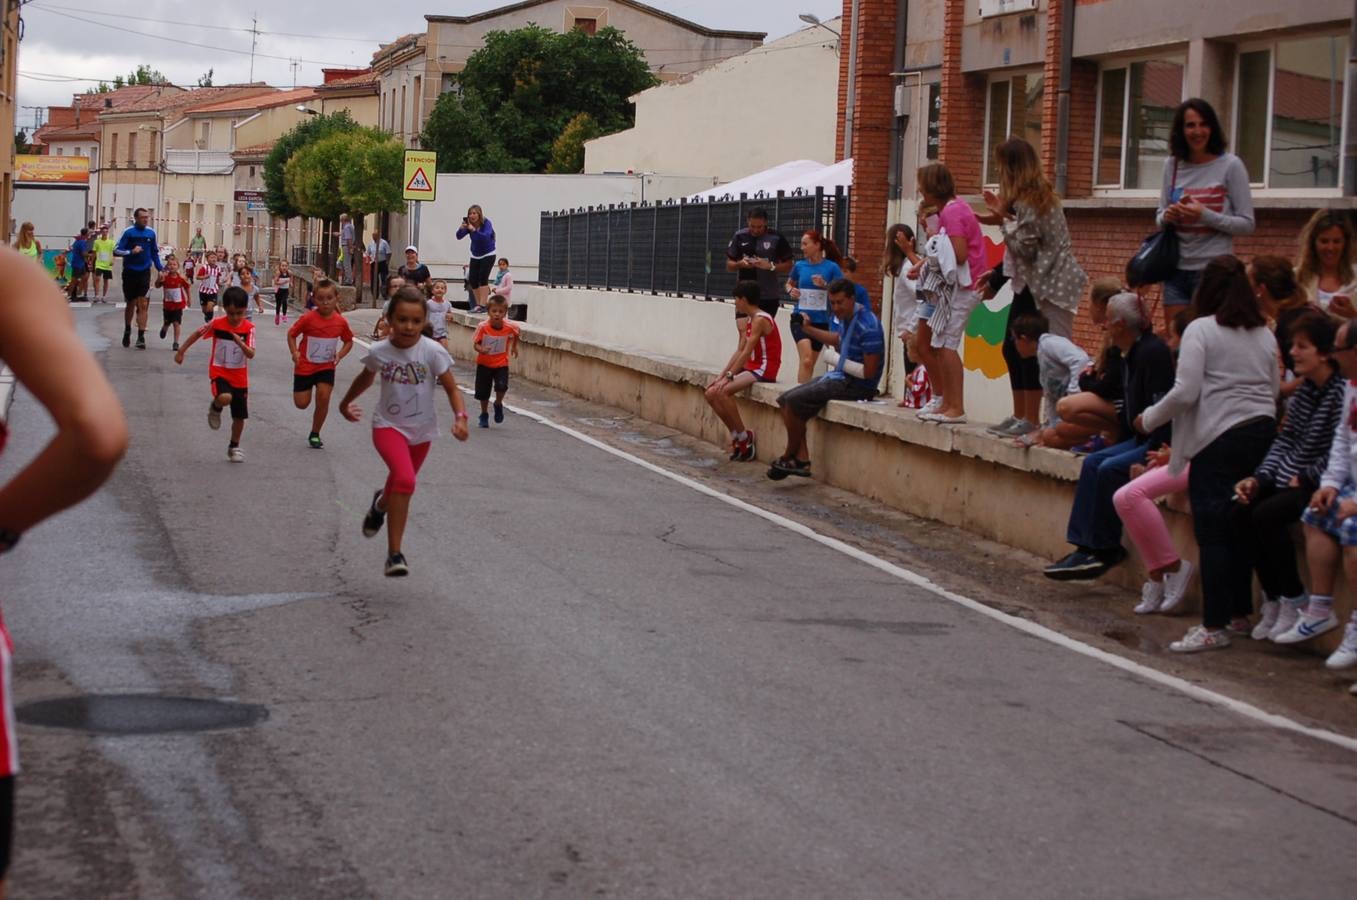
left=14, top=0, right=842, bottom=129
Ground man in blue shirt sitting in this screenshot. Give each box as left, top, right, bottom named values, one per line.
left=768, top=278, right=885, bottom=480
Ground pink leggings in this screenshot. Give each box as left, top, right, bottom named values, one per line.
left=1112, top=463, right=1190, bottom=572
left=372, top=427, right=431, bottom=497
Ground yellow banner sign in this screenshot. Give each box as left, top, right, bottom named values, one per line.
left=15, top=154, right=90, bottom=185
left=402, top=150, right=437, bottom=202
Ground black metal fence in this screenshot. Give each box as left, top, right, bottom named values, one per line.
left=538, top=187, right=851, bottom=300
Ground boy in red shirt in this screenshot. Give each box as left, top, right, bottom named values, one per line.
left=471, top=295, right=520, bottom=427
left=174, top=286, right=256, bottom=462
left=286, top=278, right=354, bottom=449
left=156, top=254, right=193, bottom=351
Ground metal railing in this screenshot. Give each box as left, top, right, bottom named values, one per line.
left=538, top=187, right=851, bottom=300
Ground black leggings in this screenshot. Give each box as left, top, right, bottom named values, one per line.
left=1230, top=482, right=1309, bottom=603
left=0, top=775, right=12, bottom=880
left=275, top=289, right=289, bottom=317
left=1002, top=287, right=1041, bottom=391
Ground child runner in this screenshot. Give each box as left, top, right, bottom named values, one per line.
left=196, top=251, right=225, bottom=323
left=370, top=276, right=405, bottom=340
left=92, top=224, right=116, bottom=302
left=471, top=295, right=521, bottom=427
left=704, top=282, right=781, bottom=461
left=427, top=280, right=453, bottom=351
left=274, top=259, right=292, bottom=325
left=156, top=255, right=193, bottom=351
left=239, top=269, right=263, bottom=318
left=287, top=278, right=354, bottom=449
left=174, top=286, right=256, bottom=462
left=340, top=287, right=469, bottom=576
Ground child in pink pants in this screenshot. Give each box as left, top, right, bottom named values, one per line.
left=1113, top=445, right=1196, bottom=615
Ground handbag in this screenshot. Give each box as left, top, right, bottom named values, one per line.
left=1126, top=159, right=1180, bottom=287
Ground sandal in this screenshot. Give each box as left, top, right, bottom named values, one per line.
left=768, top=456, right=811, bottom=481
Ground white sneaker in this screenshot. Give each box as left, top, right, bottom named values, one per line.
left=919, top=396, right=943, bottom=415
left=1134, top=581, right=1164, bottom=615
left=1251, top=600, right=1280, bottom=641
left=227, top=446, right=245, bottom=463
left=1324, top=622, right=1357, bottom=669
left=1158, top=561, right=1195, bottom=615
left=1268, top=602, right=1302, bottom=642
left=1169, top=625, right=1231, bottom=653
left=1274, top=610, right=1340, bottom=645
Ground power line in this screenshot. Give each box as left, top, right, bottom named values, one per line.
left=26, top=2, right=380, bottom=43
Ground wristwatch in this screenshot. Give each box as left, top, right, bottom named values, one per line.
left=0, top=529, right=20, bottom=555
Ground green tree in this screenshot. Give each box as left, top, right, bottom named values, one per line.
left=421, top=24, right=655, bottom=173
left=14, top=129, right=30, bottom=155
left=546, top=112, right=601, bottom=174
left=263, top=111, right=358, bottom=219
left=197, top=69, right=214, bottom=88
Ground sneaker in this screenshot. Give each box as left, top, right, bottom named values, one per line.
left=227, top=446, right=244, bottom=463
left=1043, top=550, right=1108, bottom=581
left=986, top=416, right=1020, bottom=435
left=274, top=315, right=281, bottom=326
left=1251, top=600, right=1280, bottom=640
left=172, top=341, right=179, bottom=352
left=1268, top=602, right=1302, bottom=642
left=1134, top=581, right=1165, bottom=614
left=122, top=328, right=131, bottom=348
left=308, top=433, right=324, bottom=450
left=1158, top=560, right=1195, bottom=615
left=493, top=402, right=504, bottom=424
left=1274, top=610, right=1341, bottom=645
left=207, top=402, right=222, bottom=431
left=1324, top=623, right=1357, bottom=670
left=282, top=315, right=288, bottom=324
left=1072, top=434, right=1107, bottom=455
left=1005, top=419, right=1038, bottom=436
left=1169, top=625, right=1232, bottom=653
left=739, top=430, right=757, bottom=462
left=361, top=490, right=385, bottom=538
left=159, top=323, right=169, bottom=339
left=478, top=412, right=490, bottom=428
left=918, top=396, right=943, bottom=416
left=1226, top=617, right=1253, bottom=635
left=728, top=440, right=743, bottom=462
left=384, top=552, right=409, bottom=577
left=135, top=335, right=146, bottom=350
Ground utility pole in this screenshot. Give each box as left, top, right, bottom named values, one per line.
left=248, top=13, right=260, bottom=82
left=21, top=106, right=45, bottom=132
left=289, top=58, right=301, bottom=89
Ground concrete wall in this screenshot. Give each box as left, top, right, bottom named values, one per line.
left=319, top=93, right=379, bottom=127
left=583, top=22, right=840, bottom=182
left=234, top=106, right=308, bottom=151
left=1071, top=0, right=1350, bottom=58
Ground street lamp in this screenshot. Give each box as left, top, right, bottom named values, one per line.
left=296, top=106, right=320, bottom=116
left=799, top=12, right=840, bottom=36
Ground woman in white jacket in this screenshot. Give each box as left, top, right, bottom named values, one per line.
left=1136, top=255, right=1278, bottom=653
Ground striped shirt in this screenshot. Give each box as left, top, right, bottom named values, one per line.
left=1255, top=370, right=1346, bottom=490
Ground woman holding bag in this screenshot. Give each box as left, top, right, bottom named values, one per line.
left=1154, top=99, right=1254, bottom=312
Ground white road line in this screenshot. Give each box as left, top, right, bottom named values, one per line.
left=354, top=335, right=1357, bottom=753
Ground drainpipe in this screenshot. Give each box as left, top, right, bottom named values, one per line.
left=843, top=0, right=862, bottom=159
left=1345, top=0, right=1357, bottom=195
left=1054, top=0, right=1075, bottom=196
left=886, top=1, right=910, bottom=201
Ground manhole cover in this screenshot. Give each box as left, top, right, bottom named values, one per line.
left=17, top=694, right=268, bottom=735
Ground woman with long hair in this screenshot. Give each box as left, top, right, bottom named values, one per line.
left=1137, top=255, right=1278, bottom=653
left=1153, top=99, right=1255, bottom=314
left=456, top=204, right=497, bottom=312
left=1295, top=208, right=1357, bottom=316
left=1249, top=254, right=1314, bottom=398
left=784, top=230, right=843, bottom=383
left=882, top=224, right=929, bottom=408
left=13, top=223, right=41, bottom=260
left=983, top=137, right=1088, bottom=436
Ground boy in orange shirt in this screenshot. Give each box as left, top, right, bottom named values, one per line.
left=287, top=278, right=354, bottom=449
left=156, top=254, right=193, bottom=351
left=174, top=286, right=257, bottom=462
left=471, top=295, right=520, bottom=427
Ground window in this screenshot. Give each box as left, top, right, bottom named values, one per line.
left=1096, top=58, right=1185, bottom=189
left=400, top=85, right=407, bottom=134
left=413, top=76, right=422, bottom=130
left=199, top=121, right=210, bottom=147
left=983, top=72, right=1044, bottom=183
left=110, top=133, right=118, bottom=167
left=574, top=17, right=598, bottom=35
left=1236, top=34, right=1348, bottom=189
left=128, top=133, right=138, bottom=168
left=55, top=147, right=63, bottom=157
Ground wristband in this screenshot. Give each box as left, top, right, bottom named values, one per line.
left=455, top=411, right=469, bottom=420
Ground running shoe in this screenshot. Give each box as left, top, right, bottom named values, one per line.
left=172, top=342, right=179, bottom=352
left=739, top=431, right=758, bottom=462
left=1169, top=625, right=1231, bottom=653
left=1158, top=560, right=1194, bottom=615
left=384, top=552, right=410, bottom=577
left=362, top=490, right=386, bottom=538
left=1274, top=610, right=1340, bottom=645
left=122, top=328, right=131, bottom=348
left=1324, top=622, right=1357, bottom=670
left=917, top=396, right=943, bottom=416
left=1251, top=600, right=1280, bottom=640
left=728, top=440, right=743, bottom=462
left=1268, top=602, right=1302, bottom=641
left=135, top=335, right=146, bottom=350
left=308, top=433, right=324, bottom=449
left=227, top=446, right=244, bottom=463
left=493, top=402, right=504, bottom=424
left=159, top=323, right=169, bottom=339
left=1133, top=581, right=1164, bottom=615
left=1004, top=419, right=1038, bottom=436
left=207, top=402, right=222, bottom=431
left=478, top=412, right=490, bottom=428
left=986, top=416, right=1019, bottom=435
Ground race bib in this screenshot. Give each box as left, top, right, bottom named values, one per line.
left=213, top=335, right=247, bottom=369
left=481, top=334, right=508, bottom=355
left=306, top=336, right=339, bottom=364
left=798, top=288, right=828, bottom=311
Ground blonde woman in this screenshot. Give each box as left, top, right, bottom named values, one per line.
left=1296, top=208, right=1357, bottom=316
left=983, top=138, right=1088, bottom=435
left=13, top=223, right=41, bottom=261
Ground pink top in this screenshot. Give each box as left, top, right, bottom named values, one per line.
left=937, top=198, right=985, bottom=290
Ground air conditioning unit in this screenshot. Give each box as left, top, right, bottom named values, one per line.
left=894, top=83, right=909, bottom=118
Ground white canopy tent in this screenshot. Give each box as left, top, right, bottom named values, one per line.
left=687, top=158, right=853, bottom=202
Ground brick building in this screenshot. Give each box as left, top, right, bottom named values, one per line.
left=838, top=0, right=1353, bottom=351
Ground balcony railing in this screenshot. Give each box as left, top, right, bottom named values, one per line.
left=163, top=150, right=235, bottom=175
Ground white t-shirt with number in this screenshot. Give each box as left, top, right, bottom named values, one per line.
left=362, top=337, right=453, bottom=445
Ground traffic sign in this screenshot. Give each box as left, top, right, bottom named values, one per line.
left=403, top=150, right=438, bottom=202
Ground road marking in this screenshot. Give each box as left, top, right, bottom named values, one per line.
left=352, top=335, right=1357, bottom=753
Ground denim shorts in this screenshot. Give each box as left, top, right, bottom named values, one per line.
left=1163, top=268, right=1201, bottom=306
left=1300, top=482, right=1357, bottom=547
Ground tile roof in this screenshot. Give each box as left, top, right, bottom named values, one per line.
left=185, top=87, right=321, bottom=115
left=106, top=84, right=272, bottom=116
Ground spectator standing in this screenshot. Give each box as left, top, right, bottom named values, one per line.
left=1296, top=209, right=1357, bottom=316
left=13, top=222, right=41, bottom=263
left=188, top=227, right=207, bottom=256
left=983, top=138, right=1088, bottom=436
left=883, top=223, right=930, bottom=409
left=339, top=213, right=356, bottom=285
left=1044, top=293, right=1175, bottom=580
left=398, top=246, right=432, bottom=296
left=726, top=208, right=794, bottom=340
left=1138, top=256, right=1278, bottom=653
left=785, top=231, right=844, bottom=383
left=366, top=232, right=392, bottom=296
left=1155, top=98, right=1255, bottom=312
left=456, top=205, right=496, bottom=311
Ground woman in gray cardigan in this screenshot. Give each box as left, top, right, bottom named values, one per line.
left=1137, top=255, right=1278, bottom=653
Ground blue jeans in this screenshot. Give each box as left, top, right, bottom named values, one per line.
left=1163, top=268, right=1201, bottom=306
left=1066, top=438, right=1148, bottom=551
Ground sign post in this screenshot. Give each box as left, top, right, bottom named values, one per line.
left=403, top=149, right=437, bottom=251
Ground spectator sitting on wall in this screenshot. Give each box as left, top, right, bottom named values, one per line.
left=1043, top=292, right=1175, bottom=581
left=1051, top=277, right=1126, bottom=455
left=1296, top=208, right=1357, bottom=317
left=399, top=246, right=432, bottom=296
left=767, top=278, right=883, bottom=481
left=489, top=258, right=513, bottom=303
left=726, top=207, right=794, bottom=341
left=1008, top=312, right=1091, bottom=450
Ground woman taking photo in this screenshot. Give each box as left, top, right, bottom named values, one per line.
left=983, top=137, right=1088, bottom=436
left=456, top=205, right=497, bottom=312
left=1156, top=99, right=1255, bottom=313
left=1296, top=208, right=1357, bottom=316
left=1137, top=255, right=1278, bottom=653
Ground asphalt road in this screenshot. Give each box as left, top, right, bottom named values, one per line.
left=3, top=306, right=1356, bottom=898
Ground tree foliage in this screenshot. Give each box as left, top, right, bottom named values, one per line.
left=263, top=111, right=357, bottom=219
left=95, top=64, right=169, bottom=92
left=546, top=112, right=601, bottom=174
left=281, top=128, right=405, bottom=220
left=197, top=69, right=214, bottom=88
left=422, top=25, right=655, bottom=173
left=14, top=129, right=30, bottom=155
